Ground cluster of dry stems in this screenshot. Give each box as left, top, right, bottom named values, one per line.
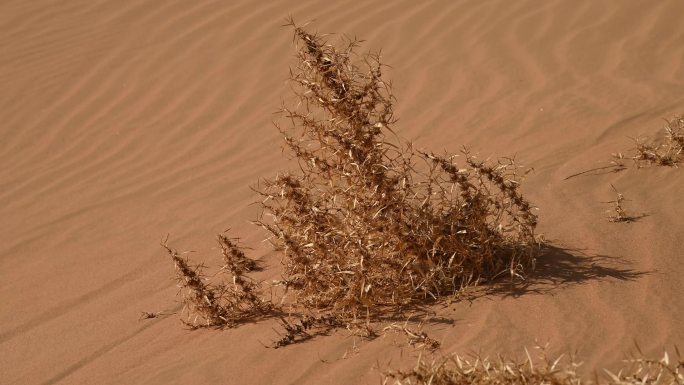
left=602, top=117, right=683, bottom=223
left=614, top=116, right=684, bottom=168
left=163, top=22, right=539, bottom=334
left=256, top=22, right=539, bottom=315
left=385, top=347, right=683, bottom=385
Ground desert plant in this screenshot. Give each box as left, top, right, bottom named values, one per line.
left=163, top=235, right=271, bottom=328
left=272, top=314, right=343, bottom=348
left=565, top=114, right=683, bottom=180
left=605, top=184, right=629, bottom=222
left=603, top=184, right=641, bottom=223
left=384, top=347, right=684, bottom=385
left=383, top=321, right=441, bottom=351
left=613, top=115, right=684, bottom=168
left=164, top=21, right=539, bottom=335
left=253, top=20, right=539, bottom=321
left=665, top=115, right=684, bottom=149
left=216, top=233, right=272, bottom=313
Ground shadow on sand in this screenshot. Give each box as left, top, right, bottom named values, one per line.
left=474, top=243, right=650, bottom=299
left=352, top=242, right=649, bottom=327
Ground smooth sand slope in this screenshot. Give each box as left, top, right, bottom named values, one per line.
left=1, top=1, right=683, bottom=384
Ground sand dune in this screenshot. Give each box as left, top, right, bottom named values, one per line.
left=1, top=1, right=683, bottom=384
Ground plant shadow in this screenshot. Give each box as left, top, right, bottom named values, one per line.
left=474, top=243, right=650, bottom=299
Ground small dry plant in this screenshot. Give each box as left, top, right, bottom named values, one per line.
left=163, top=235, right=272, bottom=328
left=613, top=115, right=684, bottom=168
left=273, top=314, right=343, bottom=348
left=139, top=311, right=165, bottom=320
left=603, top=184, right=639, bottom=223
left=383, top=321, right=441, bottom=351
left=384, top=347, right=684, bottom=385
left=163, top=21, right=539, bottom=339
left=565, top=115, right=683, bottom=180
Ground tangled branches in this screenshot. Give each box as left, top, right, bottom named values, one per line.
left=253, top=21, right=539, bottom=321
left=163, top=235, right=271, bottom=328
left=164, top=21, right=539, bottom=337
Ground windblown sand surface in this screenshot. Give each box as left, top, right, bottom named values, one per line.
left=1, top=1, right=683, bottom=384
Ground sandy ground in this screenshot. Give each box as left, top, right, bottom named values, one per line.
left=1, top=1, right=683, bottom=384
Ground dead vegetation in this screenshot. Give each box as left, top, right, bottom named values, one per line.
left=139, top=311, right=164, bottom=320
left=603, top=184, right=640, bottom=223
left=252, top=20, right=539, bottom=320
left=564, top=114, right=683, bottom=180
left=162, top=235, right=272, bottom=329
left=384, top=347, right=684, bottom=385
left=613, top=115, right=684, bottom=168
left=273, top=314, right=343, bottom=348
left=383, top=321, right=441, bottom=351
left=163, top=21, right=538, bottom=342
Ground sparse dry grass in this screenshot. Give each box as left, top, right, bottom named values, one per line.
left=613, top=115, right=684, bottom=168
left=565, top=115, right=683, bottom=180
left=384, top=347, right=684, bottom=385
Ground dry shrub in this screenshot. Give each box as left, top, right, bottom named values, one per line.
left=385, top=348, right=684, bottom=385
left=613, top=115, right=684, bottom=168
left=163, top=21, right=539, bottom=334
left=253, top=21, right=539, bottom=320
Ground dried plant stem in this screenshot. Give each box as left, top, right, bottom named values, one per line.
left=163, top=235, right=272, bottom=329
left=163, top=239, right=230, bottom=327
left=604, top=184, right=639, bottom=223
left=618, top=115, right=684, bottom=168
left=385, top=347, right=684, bottom=385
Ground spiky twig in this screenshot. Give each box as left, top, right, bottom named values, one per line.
left=604, top=184, right=639, bottom=223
